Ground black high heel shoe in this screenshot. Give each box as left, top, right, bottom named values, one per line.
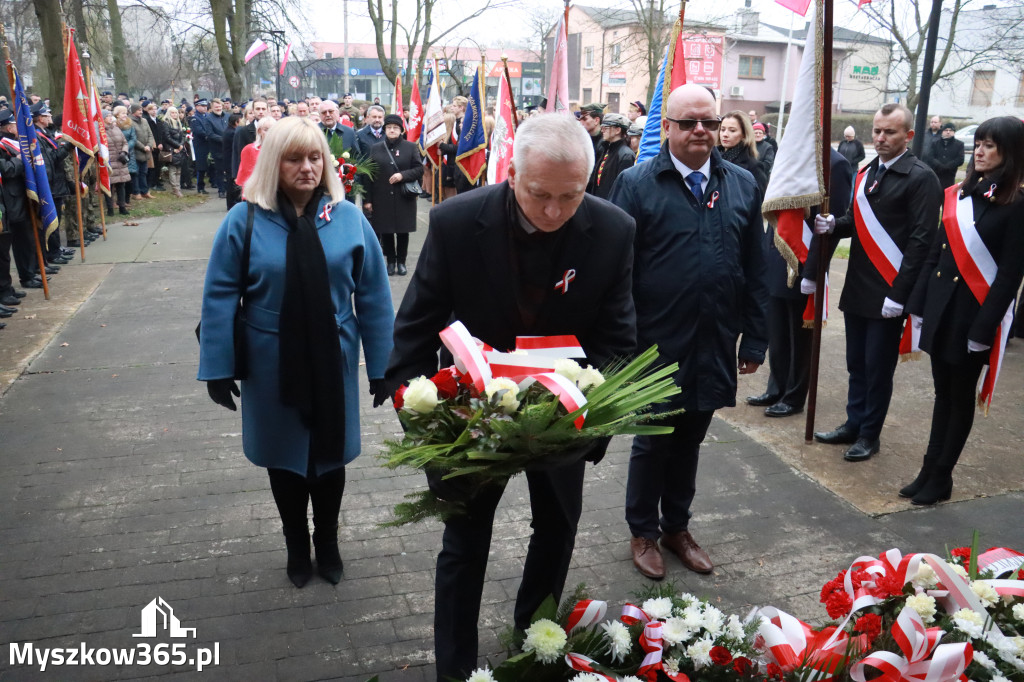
left=911, top=473, right=953, bottom=506
left=313, top=525, right=344, bottom=585
left=898, top=468, right=931, bottom=498
left=283, top=529, right=313, bottom=588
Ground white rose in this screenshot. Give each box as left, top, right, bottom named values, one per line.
left=403, top=376, right=439, bottom=413
left=553, top=358, right=583, bottom=382
left=485, top=377, right=521, bottom=413
left=905, top=594, right=937, bottom=624
left=576, top=367, right=605, bottom=391
left=641, top=597, right=674, bottom=620
left=970, top=580, right=999, bottom=608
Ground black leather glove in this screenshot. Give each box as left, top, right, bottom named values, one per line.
left=369, top=378, right=389, bottom=408
left=207, top=378, right=239, bottom=411
left=425, top=468, right=478, bottom=503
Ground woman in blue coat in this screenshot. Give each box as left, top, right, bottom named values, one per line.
left=198, top=117, right=394, bottom=587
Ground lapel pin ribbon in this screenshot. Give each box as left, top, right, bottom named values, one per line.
left=319, top=203, right=333, bottom=223
left=555, top=268, right=576, bottom=294
left=984, top=183, right=997, bottom=199
left=706, top=190, right=719, bottom=209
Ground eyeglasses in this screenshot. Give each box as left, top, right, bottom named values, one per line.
left=665, top=117, right=722, bottom=132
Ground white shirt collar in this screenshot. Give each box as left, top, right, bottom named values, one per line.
left=669, top=152, right=711, bottom=192
left=878, top=148, right=907, bottom=169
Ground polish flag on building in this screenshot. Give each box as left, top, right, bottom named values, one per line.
left=486, top=69, right=515, bottom=185
left=545, top=14, right=571, bottom=115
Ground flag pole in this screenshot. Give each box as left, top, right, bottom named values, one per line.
left=63, top=26, right=87, bottom=262
left=85, top=65, right=107, bottom=240
left=804, top=0, right=833, bottom=443
left=564, top=0, right=571, bottom=35
left=501, top=54, right=519, bottom=132
left=2, top=38, right=51, bottom=300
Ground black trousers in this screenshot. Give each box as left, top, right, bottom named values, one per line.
left=210, top=154, right=224, bottom=191
left=843, top=312, right=904, bottom=441
left=8, top=219, right=36, bottom=283
left=625, top=409, right=715, bottom=539
left=434, top=460, right=585, bottom=680
left=0, top=230, right=13, bottom=295
left=766, top=296, right=813, bottom=408
left=226, top=182, right=242, bottom=210
left=922, top=354, right=986, bottom=472
left=379, top=233, right=409, bottom=261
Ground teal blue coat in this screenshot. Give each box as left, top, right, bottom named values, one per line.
left=198, top=197, right=394, bottom=476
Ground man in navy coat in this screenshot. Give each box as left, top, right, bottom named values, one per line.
left=385, top=114, right=636, bottom=681
left=610, top=83, right=769, bottom=581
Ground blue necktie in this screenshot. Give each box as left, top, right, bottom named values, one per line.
left=686, top=171, right=705, bottom=203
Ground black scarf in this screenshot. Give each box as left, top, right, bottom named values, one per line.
left=718, top=144, right=745, bottom=165
left=276, top=189, right=345, bottom=472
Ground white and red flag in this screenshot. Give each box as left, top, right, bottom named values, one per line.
left=393, top=74, right=404, bottom=120
left=279, top=42, right=292, bottom=75
left=775, top=0, right=811, bottom=15
left=244, top=39, right=268, bottom=63
left=486, top=67, right=515, bottom=185
left=62, top=29, right=96, bottom=161
left=89, top=84, right=111, bottom=196
left=545, top=14, right=571, bottom=115
left=406, top=76, right=423, bottom=142
left=419, top=59, right=446, bottom=166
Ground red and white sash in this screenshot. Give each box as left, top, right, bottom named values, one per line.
left=0, top=136, right=19, bottom=155
left=852, top=167, right=903, bottom=285
left=942, top=184, right=1013, bottom=410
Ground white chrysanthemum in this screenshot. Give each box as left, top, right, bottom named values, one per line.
left=912, top=563, right=938, bottom=589
left=576, top=367, right=605, bottom=391
left=972, top=651, right=996, bottom=670
left=679, top=604, right=704, bottom=630
left=905, top=595, right=938, bottom=624
left=621, top=677, right=644, bottom=682
left=553, top=358, right=583, bottom=382
left=1014, top=604, right=1024, bottom=623
left=663, top=657, right=680, bottom=673
left=952, top=611, right=984, bottom=639
left=522, top=618, right=567, bottom=663
left=485, top=377, right=521, bottom=413
left=992, top=675, right=1011, bottom=682
left=642, top=597, right=674, bottom=621
left=601, top=620, right=632, bottom=662
left=727, top=614, right=746, bottom=641
left=466, top=668, right=497, bottom=682
left=971, top=581, right=999, bottom=608
left=403, top=376, right=439, bottom=412
left=662, top=617, right=695, bottom=646
left=570, top=674, right=603, bottom=682
left=686, top=636, right=715, bottom=669
left=701, top=606, right=725, bottom=636
left=994, top=636, right=1022, bottom=662
left=947, top=562, right=970, bottom=580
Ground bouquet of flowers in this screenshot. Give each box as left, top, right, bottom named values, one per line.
left=326, top=135, right=376, bottom=197
left=466, top=536, right=1024, bottom=682
left=380, top=321, right=682, bottom=527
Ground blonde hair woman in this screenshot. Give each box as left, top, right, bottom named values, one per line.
left=198, top=117, right=394, bottom=588
left=162, top=107, right=186, bottom=197
left=717, top=110, right=767, bottom=194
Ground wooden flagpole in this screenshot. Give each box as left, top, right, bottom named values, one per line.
left=501, top=55, right=519, bottom=132
left=63, top=26, right=87, bottom=262
left=84, top=65, right=107, bottom=240
left=804, top=0, right=833, bottom=442
left=2, top=34, right=51, bottom=300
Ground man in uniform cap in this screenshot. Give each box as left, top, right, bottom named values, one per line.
left=626, top=124, right=642, bottom=154
left=578, top=102, right=605, bottom=160
left=0, top=107, right=35, bottom=313
left=589, top=112, right=635, bottom=199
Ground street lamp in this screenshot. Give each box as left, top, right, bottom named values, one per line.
left=266, top=29, right=285, bottom=102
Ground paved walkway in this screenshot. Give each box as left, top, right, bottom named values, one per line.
left=1, top=198, right=1021, bottom=682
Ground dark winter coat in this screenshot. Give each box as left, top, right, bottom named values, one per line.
left=831, top=151, right=942, bottom=319
left=366, top=137, right=424, bottom=235
left=131, top=115, right=155, bottom=165
left=907, top=184, right=1024, bottom=365
left=923, top=136, right=965, bottom=189
left=837, top=139, right=866, bottom=169
left=105, top=124, right=132, bottom=185
left=190, top=111, right=210, bottom=157
left=717, top=144, right=768, bottom=197
left=590, top=138, right=635, bottom=200
left=121, top=123, right=139, bottom=174
left=0, top=136, right=29, bottom=225
left=144, top=112, right=165, bottom=149
left=755, top=139, right=776, bottom=178
left=206, top=112, right=228, bottom=157
left=610, top=144, right=769, bottom=413
left=35, top=128, right=72, bottom=199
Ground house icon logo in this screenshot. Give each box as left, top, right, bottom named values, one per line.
left=132, top=597, right=197, bottom=638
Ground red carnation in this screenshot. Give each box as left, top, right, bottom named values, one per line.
left=825, top=591, right=853, bottom=619
left=765, top=662, right=783, bottom=679
left=733, top=656, right=754, bottom=675
left=951, top=547, right=971, bottom=564
left=710, top=646, right=733, bottom=665
left=854, top=613, right=883, bottom=644
left=430, top=367, right=460, bottom=399
left=872, top=572, right=905, bottom=598
left=394, top=385, right=406, bottom=409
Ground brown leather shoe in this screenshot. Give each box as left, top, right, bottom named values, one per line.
left=661, top=530, right=713, bottom=574
left=630, top=537, right=665, bottom=580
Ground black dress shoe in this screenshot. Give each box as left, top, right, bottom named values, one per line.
left=844, top=438, right=880, bottom=462
left=44, top=265, right=60, bottom=274
left=0, top=309, right=12, bottom=318
left=746, top=392, right=781, bottom=407
left=814, top=423, right=858, bottom=445
left=0, top=321, right=6, bottom=329
left=911, top=474, right=953, bottom=505
left=48, top=257, right=69, bottom=265
left=12, top=290, right=26, bottom=298
left=197, top=189, right=209, bottom=195
left=765, top=402, right=803, bottom=418
left=386, top=261, right=397, bottom=276
left=0, top=294, right=21, bottom=306
left=61, top=247, right=76, bottom=256
left=20, top=279, right=44, bottom=289
left=0, top=303, right=17, bottom=313
left=396, top=262, right=408, bottom=276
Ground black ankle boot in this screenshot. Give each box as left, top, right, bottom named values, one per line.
left=898, top=467, right=932, bottom=498
left=396, top=261, right=408, bottom=276
left=283, top=527, right=313, bottom=588
left=386, top=259, right=397, bottom=276
left=312, top=525, right=343, bottom=584
left=911, top=470, right=953, bottom=506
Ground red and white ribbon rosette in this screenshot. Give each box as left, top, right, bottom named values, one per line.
left=849, top=605, right=972, bottom=682
left=620, top=603, right=652, bottom=626
left=438, top=321, right=590, bottom=429
left=753, top=606, right=858, bottom=680
left=565, top=599, right=607, bottom=634
left=564, top=653, right=616, bottom=681
left=636, top=621, right=690, bottom=681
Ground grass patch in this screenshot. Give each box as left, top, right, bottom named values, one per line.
left=833, top=243, right=850, bottom=259
left=121, top=191, right=210, bottom=220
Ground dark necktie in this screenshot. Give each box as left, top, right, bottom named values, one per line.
left=686, top=171, right=705, bottom=203
left=871, top=163, right=887, bottom=188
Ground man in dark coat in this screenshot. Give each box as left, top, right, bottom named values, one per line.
left=610, top=84, right=769, bottom=581
left=0, top=108, right=32, bottom=309
left=589, top=112, right=635, bottom=199
left=811, top=103, right=942, bottom=461
left=143, top=101, right=166, bottom=191
left=385, top=114, right=637, bottom=681
left=231, top=99, right=267, bottom=182
left=747, top=148, right=853, bottom=417
left=577, top=102, right=605, bottom=162
left=190, top=99, right=212, bottom=194
left=923, top=122, right=965, bottom=188
left=922, top=115, right=942, bottom=158
left=355, top=104, right=386, bottom=152
left=205, top=99, right=229, bottom=197
left=318, top=100, right=361, bottom=204
left=32, top=103, right=73, bottom=271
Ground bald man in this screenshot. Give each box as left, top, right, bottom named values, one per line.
left=610, top=84, right=768, bottom=580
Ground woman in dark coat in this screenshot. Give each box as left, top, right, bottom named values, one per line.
left=902, top=116, right=1024, bottom=505
left=364, top=114, right=424, bottom=276
left=837, top=126, right=866, bottom=169
left=104, top=113, right=132, bottom=215
left=923, top=122, right=966, bottom=188
left=199, top=117, right=394, bottom=587
left=717, top=110, right=768, bottom=196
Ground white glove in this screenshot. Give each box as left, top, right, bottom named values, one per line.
left=813, top=213, right=835, bottom=235
left=968, top=340, right=990, bottom=353
left=800, top=278, right=817, bottom=295
left=880, top=297, right=904, bottom=318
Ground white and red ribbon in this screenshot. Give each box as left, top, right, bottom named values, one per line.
left=899, top=314, right=922, bottom=361
left=943, top=184, right=1012, bottom=409
left=636, top=621, right=690, bottom=681
left=620, top=603, right=651, bottom=626
left=515, top=334, right=586, bottom=358
left=849, top=606, right=972, bottom=682
left=564, top=653, right=616, bottom=681
left=706, top=190, right=719, bottom=209
left=439, top=321, right=493, bottom=394
left=318, top=202, right=333, bottom=223
left=565, top=599, right=607, bottom=634
left=753, top=607, right=860, bottom=681
left=554, top=268, right=576, bottom=294
left=853, top=168, right=904, bottom=286
left=534, top=372, right=588, bottom=429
